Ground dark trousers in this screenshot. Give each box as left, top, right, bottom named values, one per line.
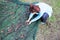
left=40, top=12, right=49, bottom=23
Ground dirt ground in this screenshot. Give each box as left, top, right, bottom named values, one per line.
left=21, top=0, right=60, bottom=40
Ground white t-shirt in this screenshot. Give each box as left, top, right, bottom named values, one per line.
left=35, top=2, right=53, bottom=17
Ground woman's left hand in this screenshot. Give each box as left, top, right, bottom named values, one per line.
left=28, top=21, right=32, bottom=25
left=25, top=20, right=32, bottom=25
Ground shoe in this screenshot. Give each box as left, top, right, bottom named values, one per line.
left=41, top=22, right=45, bottom=25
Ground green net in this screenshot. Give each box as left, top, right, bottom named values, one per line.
left=0, top=0, right=40, bottom=40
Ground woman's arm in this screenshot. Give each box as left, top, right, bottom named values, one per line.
left=28, top=13, right=34, bottom=21
left=30, top=13, right=43, bottom=23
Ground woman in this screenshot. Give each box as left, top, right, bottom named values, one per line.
left=26, top=2, right=53, bottom=25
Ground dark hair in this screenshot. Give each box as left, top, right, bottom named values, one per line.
left=29, top=5, right=40, bottom=13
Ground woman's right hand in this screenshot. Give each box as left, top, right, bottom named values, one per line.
left=26, top=20, right=30, bottom=23
left=25, top=20, right=30, bottom=25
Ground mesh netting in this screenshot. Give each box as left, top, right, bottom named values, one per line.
left=0, top=0, right=40, bottom=40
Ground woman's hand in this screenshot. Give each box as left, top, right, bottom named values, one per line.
left=25, top=20, right=30, bottom=25
left=25, top=20, right=32, bottom=25
left=28, top=21, right=32, bottom=25
left=26, top=20, right=30, bottom=23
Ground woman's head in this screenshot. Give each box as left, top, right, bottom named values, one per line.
left=29, top=4, right=40, bottom=13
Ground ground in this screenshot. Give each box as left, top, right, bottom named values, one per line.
left=0, top=0, right=60, bottom=40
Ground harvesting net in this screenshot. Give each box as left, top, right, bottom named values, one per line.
left=0, top=0, right=40, bottom=40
